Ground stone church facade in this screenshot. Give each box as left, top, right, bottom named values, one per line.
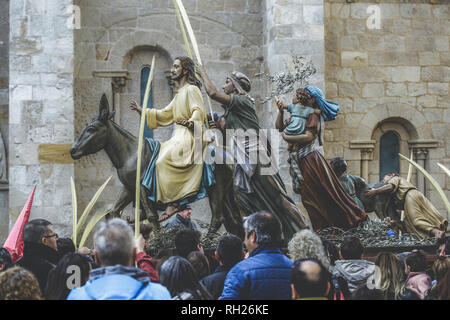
left=1, top=0, right=448, bottom=240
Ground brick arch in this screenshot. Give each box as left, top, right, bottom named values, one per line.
left=107, top=30, right=185, bottom=69
left=356, top=103, right=429, bottom=140
left=122, top=45, right=172, bottom=70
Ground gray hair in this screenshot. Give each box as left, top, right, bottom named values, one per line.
left=93, top=218, right=134, bottom=267
left=288, top=229, right=331, bottom=271
left=243, top=211, right=282, bottom=246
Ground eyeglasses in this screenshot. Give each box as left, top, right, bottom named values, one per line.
left=44, top=233, right=58, bottom=238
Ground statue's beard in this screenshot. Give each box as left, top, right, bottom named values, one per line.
left=171, top=72, right=183, bottom=82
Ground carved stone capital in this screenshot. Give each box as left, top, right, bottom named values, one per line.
left=408, top=139, right=438, bottom=161
left=93, top=71, right=131, bottom=92
left=350, top=140, right=376, bottom=160
left=112, top=77, right=127, bottom=91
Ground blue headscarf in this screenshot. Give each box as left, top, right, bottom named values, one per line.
left=305, top=85, right=340, bottom=122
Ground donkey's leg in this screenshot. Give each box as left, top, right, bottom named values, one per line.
left=222, top=188, right=245, bottom=239
left=207, top=183, right=225, bottom=235
left=139, top=188, right=160, bottom=231
left=107, top=188, right=132, bottom=219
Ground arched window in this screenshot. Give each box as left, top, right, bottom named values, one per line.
left=141, top=66, right=153, bottom=139
left=379, top=131, right=400, bottom=180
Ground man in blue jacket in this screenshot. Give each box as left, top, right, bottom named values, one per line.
left=220, top=211, right=293, bottom=300
left=67, top=219, right=171, bottom=300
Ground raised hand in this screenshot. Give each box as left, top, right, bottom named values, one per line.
left=194, top=62, right=205, bottom=79
left=274, top=96, right=286, bottom=111
left=135, top=234, right=145, bottom=254
left=130, top=100, right=142, bottom=114
left=208, top=120, right=218, bottom=129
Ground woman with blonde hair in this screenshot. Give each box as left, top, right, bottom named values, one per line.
left=0, top=266, right=44, bottom=300
left=426, top=256, right=449, bottom=300
left=375, top=252, right=418, bottom=300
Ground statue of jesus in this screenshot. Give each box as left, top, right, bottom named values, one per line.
left=130, top=57, right=210, bottom=218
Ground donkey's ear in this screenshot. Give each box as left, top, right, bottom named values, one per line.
left=99, top=94, right=110, bottom=121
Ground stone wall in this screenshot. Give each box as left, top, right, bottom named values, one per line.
left=73, top=0, right=264, bottom=229
left=264, top=0, right=325, bottom=207
left=0, top=0, right=9, bottom=242
left=8, top=0, right=75, bottom=238
left=4, top=0, right=448, bottom=240
left=324, top=0, right=449, bottom=217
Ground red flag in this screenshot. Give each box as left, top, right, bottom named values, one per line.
left=3, top=185, right=37, bottom=263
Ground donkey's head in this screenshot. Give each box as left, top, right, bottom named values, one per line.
left=70, top=94, right=115, bottom=160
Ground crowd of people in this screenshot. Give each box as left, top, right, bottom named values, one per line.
left=0, top=211, right=448, bottom=300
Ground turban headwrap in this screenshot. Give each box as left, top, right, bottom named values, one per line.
left=305, top=85, right=339, bottom=122
left=228, top=71, right=254, bottom=103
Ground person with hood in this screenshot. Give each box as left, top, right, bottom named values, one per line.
left=16, top=219, right=60, bottom=293
left=67, top=218, right=171, bottom=300
left=333, top=236, right=375, bottom=293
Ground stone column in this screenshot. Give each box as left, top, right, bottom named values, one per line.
left=413, top=148, right=428, bottom=195
left=9, top=0, right=75, bottom=237
left=0, top=0, right=9, bottom=242
left=349, top=140, right=375, bottom=182
left=361, top=149, right=373, bottom=182
left=409, top=140, right=439, bottom=196
left=92, top=71, right=130, bottom=125
left=111, top=77, right=128, bottom=125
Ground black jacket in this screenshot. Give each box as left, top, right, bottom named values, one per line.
left=200, top=265, right=230, bottom=300
left=386, top=288, right=419, bottom=300
left=172, top=286, right=213, bottom=300
left=329, top=273, right=351, bottom=300
left=16, top=242, right=60, bottom=293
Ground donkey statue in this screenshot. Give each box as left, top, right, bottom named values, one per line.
left=70, top=94, right=244, bottom=236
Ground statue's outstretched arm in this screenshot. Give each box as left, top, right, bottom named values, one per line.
left=196, top=64, right=231, bottom=106
left=365, top=184, right=394, bottom=198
